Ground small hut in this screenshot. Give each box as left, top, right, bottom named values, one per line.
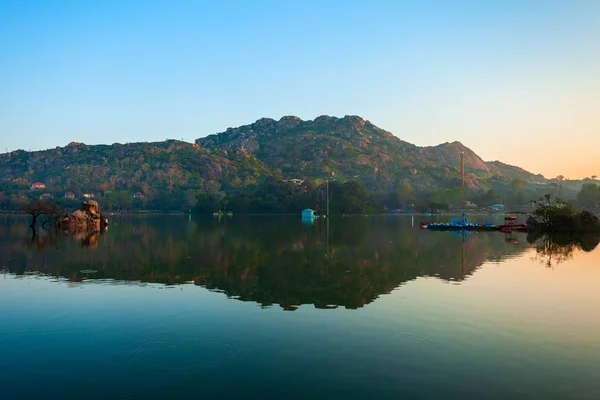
left=302, top=209, right=315, bottom=219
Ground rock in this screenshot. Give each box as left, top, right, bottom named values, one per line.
left=526, top=216, right=542, bottom=232
left=313, top=115, right=338, bottom=125
left=57, top=201, right=109, bottom=232
left=253, top=117, right=276, bottom=128
left=82, top=200, right=100, bottom=216
left=277, top=115, right=302, bottom=130
left=71, top=210, right=88, bottom=222
left=577, top=210, right=600, bottom=231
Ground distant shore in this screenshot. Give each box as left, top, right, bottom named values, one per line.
left=0, top=209, right=532, bottom=216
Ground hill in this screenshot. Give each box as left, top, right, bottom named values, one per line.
left=197, top=115, right=545, bottom=193
left=0, top=115, right=554, bottom=211
left=0, top=140, right=275, bottom=210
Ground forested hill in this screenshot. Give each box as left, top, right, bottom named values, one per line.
left=196, top=115, right=546, bottom=189
left=0, top=140, right=274, bottom=209
left=0, top=115, right=551, bottom=210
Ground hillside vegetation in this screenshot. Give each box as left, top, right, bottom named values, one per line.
left=1, top=114, right=587, bottom=212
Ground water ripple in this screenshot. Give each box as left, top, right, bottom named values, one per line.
left=383, top=332, right=431, bottom=346
left=129, top=335, right=239, bottom=372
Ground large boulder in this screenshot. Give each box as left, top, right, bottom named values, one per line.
left=576, top=210, right=600, bottom=231
left=526, top=215, right=542, bottom=232
left=58, top=201, right=109, bottom=232
left=82, top=200, right=100, bottom=216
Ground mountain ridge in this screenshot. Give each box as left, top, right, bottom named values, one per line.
left=0, top=114, right=551, bottom=210
left=195, top=114, right=545, bottom=189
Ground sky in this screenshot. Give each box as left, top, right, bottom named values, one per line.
left=1, top=0, right=599, bottom=179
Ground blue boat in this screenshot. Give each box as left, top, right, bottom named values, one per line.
left=426, top=213, right=498, bottom=231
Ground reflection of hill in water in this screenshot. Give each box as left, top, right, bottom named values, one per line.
left=0, top=216, right=531, bottom=310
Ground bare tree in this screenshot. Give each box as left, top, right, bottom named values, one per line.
left=24, top=201, right=59, bottom=233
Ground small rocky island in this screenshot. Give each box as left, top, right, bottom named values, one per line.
left=526, top=196, right=600, bottom=233
left=57, top=200, right=109, bottom=232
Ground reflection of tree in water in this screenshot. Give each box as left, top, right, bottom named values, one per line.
left=1, top=216, right=532, bottom=310
left=527, top=231, right=600, bottom=268
left=24, top=230, right=59, bottom=251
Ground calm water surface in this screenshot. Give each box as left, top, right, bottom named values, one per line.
left=1, top=215, right=599, bottom=399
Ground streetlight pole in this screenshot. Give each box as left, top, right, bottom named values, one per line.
left=460, top=151, right=465, bottom=207
left=326, top=176, right=329, bottom=217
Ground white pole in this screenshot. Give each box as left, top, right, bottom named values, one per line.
left=326, top=176, right=329, bottom=216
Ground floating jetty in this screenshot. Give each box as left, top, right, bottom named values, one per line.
left=421, top=214, right=528, bottom=232
left=425, top=223, right=498, bottom=231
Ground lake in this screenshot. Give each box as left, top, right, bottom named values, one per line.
left=1, top=214, right=599, bottom=399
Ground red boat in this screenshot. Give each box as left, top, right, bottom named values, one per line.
left=497, top=215, right=527, bottom=232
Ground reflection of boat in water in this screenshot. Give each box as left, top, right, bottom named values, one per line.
left=498, top=224, right=528, bottom=232
left=497, top=215, right=528, bottom=232
left=505, top=236, right=519, bottom=243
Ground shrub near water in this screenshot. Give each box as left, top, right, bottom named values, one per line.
left=530, top=195, right=600, bottom=232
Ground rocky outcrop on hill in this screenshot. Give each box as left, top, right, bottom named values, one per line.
left=0, top=115, right=549, bottom=204
left=195, top=115, right=546, bottom=192
left=57, top=200, right=109, bottom=232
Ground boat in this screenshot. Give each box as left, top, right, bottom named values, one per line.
left=426, top=213, right=498, bottom=231
left=427, top=223, right=498, bottom=231
left=497, top=215, right=527, bottom=232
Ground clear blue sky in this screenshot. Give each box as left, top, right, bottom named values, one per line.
left=1, top=0, right=599, bottom=177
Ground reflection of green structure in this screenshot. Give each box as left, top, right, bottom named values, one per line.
left=301, top=217, right=314, bottom=226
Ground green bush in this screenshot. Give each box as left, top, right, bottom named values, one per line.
left=532, top=195, right=600, bottom=232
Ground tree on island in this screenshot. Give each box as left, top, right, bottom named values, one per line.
left=528, top=194, right=600, bottom=233
left=23, top=201, right=60, bottom=233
